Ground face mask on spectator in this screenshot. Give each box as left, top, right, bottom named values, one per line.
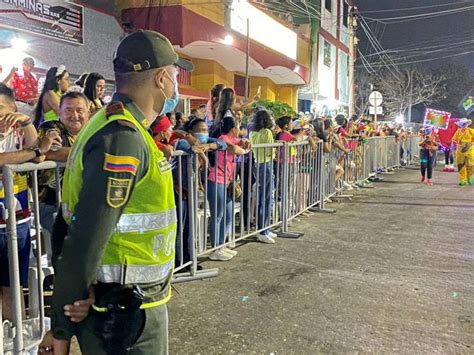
left=194, top=132, right=209, bottom=144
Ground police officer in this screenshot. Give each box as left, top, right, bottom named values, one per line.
left=38, top=30, right=193, bottom=354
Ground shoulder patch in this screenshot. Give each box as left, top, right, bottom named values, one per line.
left=104, top=153, right=140, bottom=175
left=116, top=120, right=137, bottom=129
left=106, top=177, right=132, bottom=208
left=105, top=102, right=125, bottom=118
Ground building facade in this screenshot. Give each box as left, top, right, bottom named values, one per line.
left=117, top=0, right=311, bottom=111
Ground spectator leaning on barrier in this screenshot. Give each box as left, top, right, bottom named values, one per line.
left=38, top=91, right=91, bottom=259
left=0, top=83, right=61, bottom=321
left=172, top=118, right=227, bottom=269
left=207, top=115, right=251, bottom=261
left=250, top=110, right=277, bottom=244
left=38, top=30, right=194, bottom=354
left=34, top=66, right=70, bottom=125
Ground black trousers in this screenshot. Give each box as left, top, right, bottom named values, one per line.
left=444, top=149, right=454, bottom=165
left=420, top=149, right=435, bottom=179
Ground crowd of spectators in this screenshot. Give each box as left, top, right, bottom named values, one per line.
left=0, top=57, right=415, bottom=322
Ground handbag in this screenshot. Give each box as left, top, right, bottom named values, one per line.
left=227, top=180, right=242, bottom=199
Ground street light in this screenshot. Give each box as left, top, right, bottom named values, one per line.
left=223, top=34, right=234, bottom=45
left=395, top=114, right=404, bottom=124
left=11, top=38, right=28, bottom=52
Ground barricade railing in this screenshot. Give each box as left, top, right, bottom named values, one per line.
left=1, top=136, right=406, bottom=353
left=1, top=161, right=63, bottom=355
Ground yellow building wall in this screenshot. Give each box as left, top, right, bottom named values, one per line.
left=189, top=58, right=233, bottom=92
left=296, top=37, right=311, bottom=69
left=277, top=86, right=298, bottom=110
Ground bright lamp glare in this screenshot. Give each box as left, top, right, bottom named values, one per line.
left=395, top=114, right=404, bottom=124
left=223, top=34, right=234, bottom=45
left=11, top=38, right=28, bottom=51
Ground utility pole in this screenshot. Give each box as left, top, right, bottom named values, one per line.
left=244, top=17, right=250, bottom=100
left=348, top=9, right=357, bottom=117
left=407, top=77, right=413, bottom=123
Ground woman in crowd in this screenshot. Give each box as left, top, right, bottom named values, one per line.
left=172, top=118, right=227, bottom=269
left=174, top=111, right=188, bottom=130
left=207, top=116, right=251, bottom=261
left=418, top=126, right=439, bottom=185
left=34, top=65, right=70, bottom=125
left=83, top=72, right=106, bottom=114
left=250, top=110, right=277, bottom=244
left=166, top=112, right=177, bottom=127
left=212, top=88, right=236, bottom=136
left=205, top=83, right=225, bottom=128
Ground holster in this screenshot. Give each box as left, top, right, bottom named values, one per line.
left=91, top=284, right=146, bottom=354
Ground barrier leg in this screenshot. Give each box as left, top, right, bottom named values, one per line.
left=277, top=143, right=303, bottom=238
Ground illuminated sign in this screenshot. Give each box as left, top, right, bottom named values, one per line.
left=424, top=108, right=451, bottom=130
left=231, top=0, right=297, bottom=60
left=0, top=0, right=83, bottom=45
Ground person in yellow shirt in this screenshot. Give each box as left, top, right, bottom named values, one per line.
left=452, top=118, right=474, bottom=186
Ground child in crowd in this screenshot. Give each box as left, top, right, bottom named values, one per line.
left=207, top=116, right=251, bottom=261
left=250, top=110, right=277, bottom=244
left=172, top=118, right=227, bottom=269
left=418, top=126, right=439, bottom=185
left=452, top=118, right=474, bottom=186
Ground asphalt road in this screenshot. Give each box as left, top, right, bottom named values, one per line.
left=168, top=167, right=474, bottom=354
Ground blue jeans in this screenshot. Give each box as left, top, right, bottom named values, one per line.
left=207, top=181, right=233, bottom=247
left=0, top=222, right=31, bottom=287
left=174, top=193, right=192, bottom=267
left=254, top=162, right=273, bottom=236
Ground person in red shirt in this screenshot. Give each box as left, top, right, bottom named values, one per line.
left=10, top=57, right=38, bottom=105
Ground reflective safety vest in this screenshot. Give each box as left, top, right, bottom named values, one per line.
left=62, top=104, right=177, bottom=308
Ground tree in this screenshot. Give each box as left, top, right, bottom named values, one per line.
left=355, top=70, right=372, bottom=116
left=432, top=64, right=473, bottom=116
left=374, top=65, right=445, bottom=118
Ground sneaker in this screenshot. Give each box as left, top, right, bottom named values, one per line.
left=268, top=231, right=278, bottom=238
left=257, top=234, right=276, bottom=244
left=468, top=178, right=474, bottom=186
left=442, top=166, right=449, bottom=172
left=459, top=180, right=467, bottom=186
left=343, top=182, right=354, bottom=190
left=427, top=179, right=433, bottom=186
left=223, top=247, right=238, bottom=256
left=209, top=249, right=233, bottom=261
left=420, top=176, right=425, bottom=183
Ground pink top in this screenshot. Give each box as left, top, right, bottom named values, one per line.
left=276, top=131, right=295, bottom=163
left=208, top=134, right=240, bottom=184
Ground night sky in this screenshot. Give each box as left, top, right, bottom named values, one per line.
left=355, top=0, right=474, bottom=73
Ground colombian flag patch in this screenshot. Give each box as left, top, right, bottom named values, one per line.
left=103, top=153, right=140, bottom=176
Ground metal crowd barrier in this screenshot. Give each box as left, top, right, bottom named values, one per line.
left=2, top=136, right=408, bottom=353
left=2, top=161, right=63, bottom=354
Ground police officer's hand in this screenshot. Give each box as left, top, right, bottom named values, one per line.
left=38, top=131, right=62, bottom=153
left=63, top=286, right=95, bottom=323
left=38, top=330, right=54, bottom=354
left=38, top=331, right=69, bottom=355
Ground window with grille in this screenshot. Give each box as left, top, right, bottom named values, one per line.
left=323, top=40, right=332, bottom=67
left=325, top=0, right=332, bottom=12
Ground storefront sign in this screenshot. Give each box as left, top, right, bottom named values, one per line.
left=231, top=0, right=297, bottom=60
left=0, top=0, right=83, bottom=45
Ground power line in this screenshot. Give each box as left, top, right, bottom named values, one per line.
left=360, top=50, right=474, bottom=68
left=365, top=5, right=474, bottom=24
left=359, top=1, right=474, bottom=14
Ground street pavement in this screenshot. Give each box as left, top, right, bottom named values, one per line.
left=168, top=167, right=474, bottom=354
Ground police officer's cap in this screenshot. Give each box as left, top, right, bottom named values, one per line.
left=113, top=30, right=194, bottom=73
